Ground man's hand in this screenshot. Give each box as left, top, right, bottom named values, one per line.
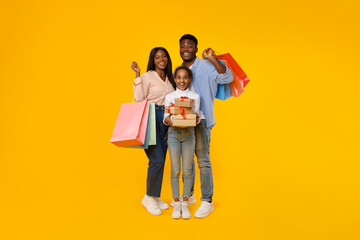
left=131, top=61, right=141, bottom=78
left=202, top=48, right=216, bottom=61
left=202, top=48, right=226, bottom=74
left=164, top=115, right=173, bottom=126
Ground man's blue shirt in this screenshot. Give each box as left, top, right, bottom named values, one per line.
left=186, top=57, right=234, bottom=128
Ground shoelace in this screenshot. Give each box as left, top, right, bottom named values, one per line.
left=149, top=198, right=159, bottom=209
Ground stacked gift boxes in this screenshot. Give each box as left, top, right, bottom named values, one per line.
left=165, top=97, right=196, bottom=127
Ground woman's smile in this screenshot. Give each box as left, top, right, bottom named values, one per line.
left=154, top=49, right=168, bottom=71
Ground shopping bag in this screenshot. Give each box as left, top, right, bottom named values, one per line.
left=215, top=60, right=232, bottom=101
left=110, top=100, right=150, bottom=147
left=126, top=108, right=151, bottom=149
left=216, top=53, right=250, bottom=97
left=147, top=103, right=156, bottom=145
left=128, top=102, right=156, bottom=148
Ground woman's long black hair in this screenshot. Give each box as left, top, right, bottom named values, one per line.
left=147, top=47, right=176, bottom=89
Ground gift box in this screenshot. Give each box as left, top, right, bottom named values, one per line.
left=174, top=97, right=194, bottom=108
left=172, top=114, right=197, bottom=127
left=165, top=105, right=192, bottom=115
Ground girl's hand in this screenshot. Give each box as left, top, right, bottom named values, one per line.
left=131, top=61, right=141, bottom=78
left=195, top=113, right=200, bottom=124
left=202, top=48, right=216, bottom=61
left=165, top=115, right=173, bottom=126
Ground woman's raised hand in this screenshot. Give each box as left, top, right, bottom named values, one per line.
left=131, top=61, right=141, bottom=78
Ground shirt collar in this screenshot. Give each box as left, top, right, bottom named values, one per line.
left=183, top=57, right=200, bottom=70
left=175, top=88, right=191, bottom=93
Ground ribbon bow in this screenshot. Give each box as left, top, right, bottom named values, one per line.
left=180, top=96, right=194, bottom=102
left=180, top=96, right=189, bottom=102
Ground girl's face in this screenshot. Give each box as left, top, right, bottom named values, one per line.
left=154, top=50, right=168, bottom=71
left=175, top=69, right=191, bottom=91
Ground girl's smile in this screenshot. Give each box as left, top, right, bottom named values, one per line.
left=175, top=69, right=191, bottom=91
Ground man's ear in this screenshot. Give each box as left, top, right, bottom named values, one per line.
left=195, top=48, right=198, bottom=54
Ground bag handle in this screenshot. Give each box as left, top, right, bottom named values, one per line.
left=213, top=49, right=223, bottom=55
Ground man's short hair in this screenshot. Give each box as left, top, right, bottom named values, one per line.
left=179, top=34, right=198, bottom=47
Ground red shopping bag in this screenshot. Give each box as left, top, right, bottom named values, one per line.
left=110, top=100, right=150, bottom=147
left=216, top=53, right=250, bottom=97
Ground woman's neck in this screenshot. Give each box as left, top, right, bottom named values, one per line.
left=155, top=69, right=166, bottom=81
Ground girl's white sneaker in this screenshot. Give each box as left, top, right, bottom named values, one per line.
left=170, top=194, right=196, bottom=206
left=172, top=201, right=181, bottom=219
left=181, top=201, right=191, bottom=219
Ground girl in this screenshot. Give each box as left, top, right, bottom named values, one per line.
left=132, top=47, right=176, bottom=215
left=164, top=66, right=200, bottom=219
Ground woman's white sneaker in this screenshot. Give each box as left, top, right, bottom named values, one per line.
left=194, top=201, right=214, bottom=218
left=181, top=201, right=191, bottom=219
left=142, top=194, right=161, bottom=215
left=172, top=201, right=181, bottom=219
left=155, top=198, right=169, bottom=210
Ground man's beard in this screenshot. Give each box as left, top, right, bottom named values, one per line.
left=182, top=56, right=195, bottom=62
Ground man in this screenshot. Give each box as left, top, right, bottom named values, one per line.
left=178, top=34, right=234, bottom=218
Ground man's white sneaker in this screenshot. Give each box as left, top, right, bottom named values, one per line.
left=172, top=201, right=181, bottom=219
left=155, top=198, right=169, bottom=210
left=181, top=201, right=191, bottom=219
left=170, top=194, right=196, bottom=207
left=142, top=194, right=161, bottom=215
left=194, top=201, right=214, bottom=218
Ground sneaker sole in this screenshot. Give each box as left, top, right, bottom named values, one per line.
left=194, top=207, right=214, bottom=218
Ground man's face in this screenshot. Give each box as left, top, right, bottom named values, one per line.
left=180, top=39, right=198, bottom=62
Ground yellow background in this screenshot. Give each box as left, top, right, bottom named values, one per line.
left=1, top=0, right=359, bottom=239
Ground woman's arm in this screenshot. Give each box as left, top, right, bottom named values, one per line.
left=132, top=62, right=150, bottom=101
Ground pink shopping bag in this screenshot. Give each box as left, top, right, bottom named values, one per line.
left=110, top=100, right=150, bottom=147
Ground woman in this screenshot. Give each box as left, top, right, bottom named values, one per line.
left=131, top=47, right=176, bottom=215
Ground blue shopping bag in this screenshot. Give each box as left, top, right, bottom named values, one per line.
left=215, top=60, right=232, bottom=101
